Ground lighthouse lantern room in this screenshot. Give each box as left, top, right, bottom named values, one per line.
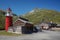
left=5, top=8, right=13, bottom=31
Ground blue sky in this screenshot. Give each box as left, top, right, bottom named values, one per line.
left=0, top=0, right=60, bottom=15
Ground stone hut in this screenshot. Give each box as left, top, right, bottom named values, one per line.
left=8, top=17, right=33, bottom=34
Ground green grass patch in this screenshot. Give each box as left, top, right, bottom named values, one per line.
left=0, top=30, right=21, bottom=36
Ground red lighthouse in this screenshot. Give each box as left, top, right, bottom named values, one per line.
left=5, top=8, right=13, bottom=31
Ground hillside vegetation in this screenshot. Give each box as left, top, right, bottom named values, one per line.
left=22, top=8, right=60, bottom=24
left=0, top=10, right=17, bottom=30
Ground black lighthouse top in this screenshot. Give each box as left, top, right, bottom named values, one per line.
left=7, top=8, right=12, bottom=12
left=6, top=8, right=13, bottom=16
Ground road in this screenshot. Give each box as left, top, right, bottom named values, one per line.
left=0, top=30, right=60, bottom=40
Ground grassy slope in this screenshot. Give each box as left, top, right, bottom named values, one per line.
left=0, top=10, right=5, bottom=29
left=22, top=9, right=60, bottom=24
left=0, top=30, right=21, bottom=36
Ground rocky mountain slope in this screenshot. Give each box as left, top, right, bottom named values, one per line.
left=22, top=8, right=60, bottom=24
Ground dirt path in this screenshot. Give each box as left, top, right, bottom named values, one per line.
left=0, top=30, right=60, bottom=40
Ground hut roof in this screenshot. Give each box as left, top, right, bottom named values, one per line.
left=19, top=17, right=29, bottom=21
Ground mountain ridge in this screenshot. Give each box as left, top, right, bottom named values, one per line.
left=22, top=8, right=60, bottom=24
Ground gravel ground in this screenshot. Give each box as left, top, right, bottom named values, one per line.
left=0, top=30, right=60, bottom=40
